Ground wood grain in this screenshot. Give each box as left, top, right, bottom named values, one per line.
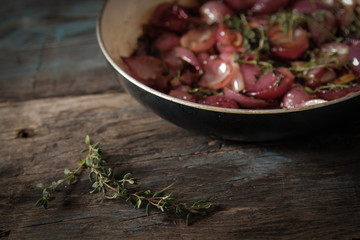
left=1, top=0, right=360, bottom=239
left=1, top=93, right=359, bottom=239
left=0, top=0, right=122, bottom=102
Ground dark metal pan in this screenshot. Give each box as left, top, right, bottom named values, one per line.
left=97, top=0, right=360, bottom=141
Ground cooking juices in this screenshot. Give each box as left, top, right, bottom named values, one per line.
left=123, top=0, right=360, bottom=109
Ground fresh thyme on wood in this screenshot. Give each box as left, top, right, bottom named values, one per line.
left=36, top=135, right=213, bottom=226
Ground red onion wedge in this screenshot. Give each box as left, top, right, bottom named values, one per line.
left=123, top=55, right=164, bottom=87
left=169, top=89, right=196, bottom=102
left=307, top=10, right=336, bottom=46
left=318, top=83, right=360, bottom=100
left=151, top=3, right=189, bottom=33
left=224, top=88, right=276, bottom=109
left=282, top=85, right=315, bottom=109
left=252, top=0, right=290, bottom=14
left=224, top=0, right=256, bottom=10
left=198, top=56, right=233, bottom=89
left=198, top=94, right=239, bottom=109
left=216, top=23, right=245, bottom=54
left=180, top=25, right=217, bottom=53
left=291, top=0, right=330, bottom=13
left=174, top=47, right=203, bottom=72
left=268, top=25, right=309, bottom=60
left=200, top=1, right=234, bottom=24
left=245, top=67, right=295, bottom=100
left=154, top=33, right=180, bottom=52
left=348, top=42, right=360, bottom=77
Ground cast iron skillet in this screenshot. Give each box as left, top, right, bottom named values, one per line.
left=97, top=0, right=360, bottom=141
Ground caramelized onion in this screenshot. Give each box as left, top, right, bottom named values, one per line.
left=174, top=47, right=203, bottom=72
left=180, top=25, right=217, bottom=53
left=198, top=56, right=233, bottom=89
left=224, top=0, right=256, bottom=10
left=224, top=88, right=276, bottom=109
left=252, top=0, right=290, bottom=14
left=246, top=68, right=295, bottom=100
left=200, top=1, right=234, bottom=24
left=268, top=25, right=309, bottom=60
left=198, top=95, right=239, bottom=109
left=348, top=42, right=360, bottom=76
left=282, top=86, right=315, bottom=109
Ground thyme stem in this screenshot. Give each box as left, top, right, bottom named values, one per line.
left=36, top=135, right=213, bottom=226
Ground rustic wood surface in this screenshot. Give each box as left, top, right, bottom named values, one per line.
left=1, top=0, right=360, bottom=239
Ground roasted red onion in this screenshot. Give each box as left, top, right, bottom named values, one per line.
left=154, top=33, right=180, bottom=52
left=305, top=68, right=337, bottom=88
left=319, top=42, right=350, bottom=68
left=245, top=68, right=295, bottom=100
left=307, top=10, right=336, bottom=45
left=252, top=0, right=290, bottom=14
left=282, top=85, right=314, bottom=109
left=200, top=1, right=234, bottom=24
left=198, top=56, right=232, bottom=89
left=349, top=42, right=360, bottom=76
left=224, top=88, right=276, bottom=109
left=180, top=26, right=217, bottom=53
left=268, top=25, right=309, bottom=60
left=151, top=3, right=189, bottom=33
left=125, top=1, right=360, bottom=110
left=291, top=0, right=330, bottom=13
left=198, top=95, right=239, bottom=109
left=216, top=24, right=245, bottom=54
left=224, top=0, right=256, bottom=10
left=174, top=47, right=203, bottom=72
left=318, top=84, right=360, bottom=100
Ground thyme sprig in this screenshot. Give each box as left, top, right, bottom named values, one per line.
left=36, top=136, right=213, bottom=226
left=269, top=10, right=308, bottom=33
left=303, top=83, right=350, bottom=94
left=222, top=15, right=270, bottom=55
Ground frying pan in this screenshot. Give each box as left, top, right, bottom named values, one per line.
left=97, top=0, right=360, bottom=141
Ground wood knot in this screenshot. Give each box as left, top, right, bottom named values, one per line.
left=16, top=128, right=35, bottom=138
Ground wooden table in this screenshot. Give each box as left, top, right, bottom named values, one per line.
left=1, top=1, right=360, bottom=239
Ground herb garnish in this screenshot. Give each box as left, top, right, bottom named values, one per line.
left=223, top=15, right=270, bottom=55
left=303, top=83, right=350, bottom=94
left=36, top=136, right=213, bottom=226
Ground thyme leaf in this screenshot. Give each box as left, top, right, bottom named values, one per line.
left=303, top=83, right=350, bottom=94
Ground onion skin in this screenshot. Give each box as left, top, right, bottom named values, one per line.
left=241, top=64, right=262, bottom=88
left=174, top=47, right=203, bottom=72
left=319, top=42, right=350, bottom=68
left=282, top=85, right=314, bottom=109
left=252, top=0, right=290, bottom=14
left=123, top=56, right=164, bottom=87
left=224, top=0, right=256, bottom=10
left=268, top=25, right=309, bottom=60
left=198, top=56, right=233, bottom=89
left=216, top=23, right=245, bottom=54
left=305, top=68, right=337, bottom=89
left=317, top=84, right=360, bottom=100
left=151, top=3, right=189, bottom=33
left=200, top=1, right=234, bottom=24
left=348, top=42, right=360, bottom=77
left=291, top=0, right=330, bottom=13
left=154, top=33, right=180, bottom=52
left=245, top=67, right=295, bottom=100
left=169, top=89, right=196, bottom=102
left=308, top=10, right=336, bottom=46
left=198, top=95, right=240, bottom=109
left=180, top=25, right=217, bottom=53
left=224, top=88, right=276, bottom=109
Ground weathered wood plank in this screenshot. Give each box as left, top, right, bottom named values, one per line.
left=0, top=0, right=122, bottom=102
left=0, top=93, right=359, bottom=239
